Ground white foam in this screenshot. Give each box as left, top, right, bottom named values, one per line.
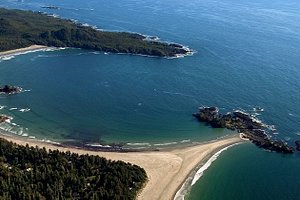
left=0, top=47, right=58, bottom=61
left=174, top=143, right=240, bottom=200
left=9, top=107, right=18, bottom=110
left=19, top=108, right=31, bottom=112
left=1, top=56, right=15, bottom=61
left=126, top=142, right=151, bottom=146
left=153, top=142, right=178, bottom=146
left=0, top=105, right=6, bottom=110
left=180, top=139, right=191, bottom=143
left=191, top=144, right=238, bottom=185
left=86, top=143, right=111, bottom=148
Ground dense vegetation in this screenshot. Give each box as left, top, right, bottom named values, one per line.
left=0, top=138, right=147, bottom=200
left=0, top=8, right=189, bottom=57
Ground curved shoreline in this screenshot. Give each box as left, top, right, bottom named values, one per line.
left=174, top=143, right=241, bottom=200
left=0, top=130, right=242, bottom=200
left=0, top=45, right=51, bottom=59
left=0, top=44, right=193, bottom=60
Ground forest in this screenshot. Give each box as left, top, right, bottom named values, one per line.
left=0, top=138, right=147, bottom=200
left=0, top=8, right=189, bottom=57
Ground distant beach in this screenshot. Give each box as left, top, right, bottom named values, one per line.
left=0, top=45, right=49, bottom=58
left=0, top=131, right=242, bottom=200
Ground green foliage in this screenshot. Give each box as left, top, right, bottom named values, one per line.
left=0, top=138, right=147, bottom=200
left=0, top=8, right=188, bottom=57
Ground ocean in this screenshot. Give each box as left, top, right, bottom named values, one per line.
left=1, top=0, right=300, bottom=199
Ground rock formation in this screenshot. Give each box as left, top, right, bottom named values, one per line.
left=193, top=106, right=294, bottom=154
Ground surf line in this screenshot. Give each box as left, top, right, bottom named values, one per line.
left=174, top=142, right=241, bottom=200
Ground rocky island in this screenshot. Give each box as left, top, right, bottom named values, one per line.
left=0, top=8, right=192, bottom=58
left=0, top=85, right=22, bottom=94
left=193, top=106, right=294, bottom=154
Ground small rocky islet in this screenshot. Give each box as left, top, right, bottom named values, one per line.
left=193, top=106, right=295, bottom=154
left=0, top=85, right=22, bottom=94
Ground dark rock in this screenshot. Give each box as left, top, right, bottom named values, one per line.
left=193, top=106, right=294, bottom=154
left=0, top=115, right=11, bottom=123
left=295, top=141, right=300, bottom=151
left=0, top=85, right=22, bottom=94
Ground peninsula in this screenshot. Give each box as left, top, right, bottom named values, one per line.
left=0, top=8, right=192, bottom=58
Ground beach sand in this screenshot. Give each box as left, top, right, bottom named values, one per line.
left=0, top=45, right=49, bottom=57
left=0, top=133, right=242, bottom=200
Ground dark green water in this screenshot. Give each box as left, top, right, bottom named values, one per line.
left=188, top=144, right=300, bottom=200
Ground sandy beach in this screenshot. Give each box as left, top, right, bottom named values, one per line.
left=0, top=132, right=242, bottom=200
left=0, top=45, right=49, bottom=58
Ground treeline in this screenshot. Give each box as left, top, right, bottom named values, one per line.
left=0, top=8, right=189, bottom=57
left=0, top=138, right=147, bottom=200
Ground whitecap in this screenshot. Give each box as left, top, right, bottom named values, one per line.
left=19, top=108, right=31, bottom=112
left=9, top=107, right=18, bottom=110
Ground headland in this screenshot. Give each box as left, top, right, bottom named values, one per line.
left=0, top=8, right=192, bottom=58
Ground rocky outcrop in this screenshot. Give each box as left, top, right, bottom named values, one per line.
left=295, top=141, right=300, bottom=151
left=0, top=115, right=11, bottom=123
left=193, top=106, right=294, bottom=154
left=0, top=85, right=22, bottom=94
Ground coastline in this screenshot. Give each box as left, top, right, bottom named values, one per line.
left=0, top=45, right=50, bottom=58
left=0, top=44, right=193, bottom=60
left=0, top=131, right=242, bottom=200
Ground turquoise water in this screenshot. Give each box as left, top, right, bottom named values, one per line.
left=1, top=0, right=300, bottom=199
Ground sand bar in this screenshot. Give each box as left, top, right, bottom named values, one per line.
left=0, top=45, right=49, bottom=58
left=0, top=132, right=242, bottom=200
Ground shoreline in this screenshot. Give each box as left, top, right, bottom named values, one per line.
left=0, top=44, right=193, bottom=60
left=174, top=142, right=241, bottom=200
left=0, top=45, right=50, bottom=58
left=0, top=131, right=243, bottom=200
